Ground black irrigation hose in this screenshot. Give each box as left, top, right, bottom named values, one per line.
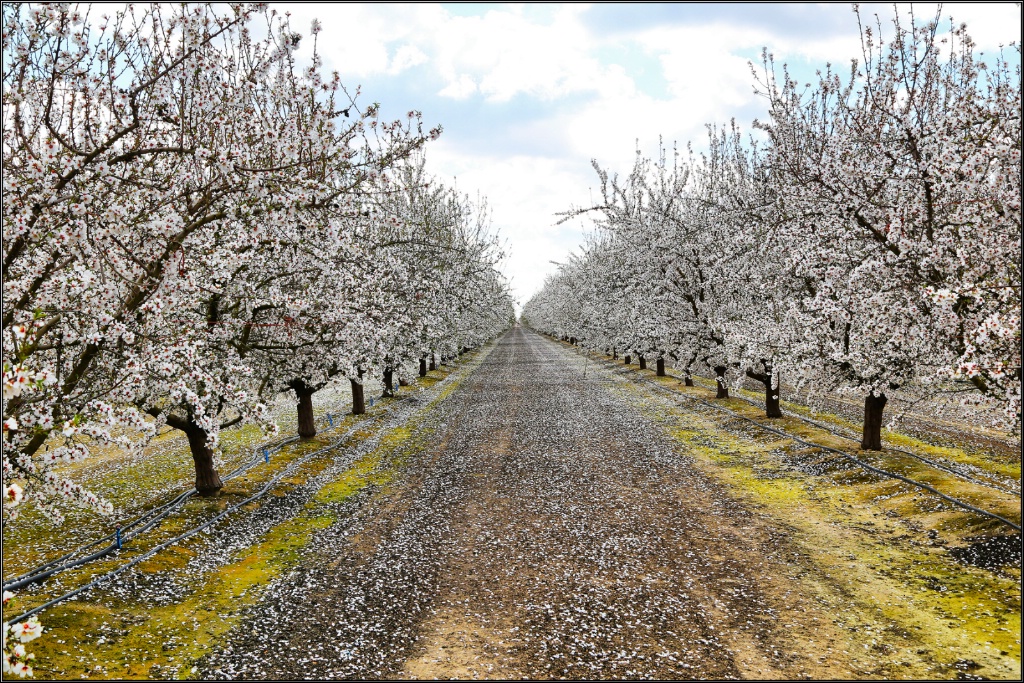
left=4, top=360, right=470, bottom=624
left=1, top=490, right=197, bottom=592
left=6, top=416, right=383, bottom=626
left=681, top=375, right=1022, bottom=498
left=4, top=415, right=351, bottom=592
left=569, top=342, right=1022, bottom=534
left=13, top=434, right=303, bottom=585
left=2, top=435, right=301, bottom=593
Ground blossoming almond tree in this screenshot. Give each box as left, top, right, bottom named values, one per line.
left=1, top=2, right=351, bottom=662
left=757, top=7, right=1022, bottom=445
left=3, top=3, right=508, bottom=668
left=2, top=2, right=445, bottom=498
left=528, top=6, right=1019, bottom=446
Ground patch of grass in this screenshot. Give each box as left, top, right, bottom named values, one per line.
left=3, top=381, right=398, bottom=584
left=314, top=427, right=412, bottom=505
left=611, top=370, right=1021, bottom=680
left=30, top=511, right=337, bottom=680
left=12, top=343, right=495, bottom=680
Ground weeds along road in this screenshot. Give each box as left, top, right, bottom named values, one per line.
left=201, top=327, right=1020, bottom=680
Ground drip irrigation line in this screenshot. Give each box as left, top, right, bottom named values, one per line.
left=5, top=433, right=308, bottom=592
left=3, top=433, right=302, bottom=593
left=5, top=412, right=355, bottom=592
left=6, top=415, right=383, bottom=626
left=568, top=341, right=1021, bottom=534
left=4, top=357, right=472, bottom=624
left=680, top=375, right=1021, bottom=498
left=2, top=490, right=196, bottom=592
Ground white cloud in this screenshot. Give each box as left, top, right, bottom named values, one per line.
left=425, top=5, right=611, bottom=103
left=389, top=44, right=428, bottom=75
left=438, top=74, right=477, bottom=99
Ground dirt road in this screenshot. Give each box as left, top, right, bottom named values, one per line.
left=199, top=327, right=1017, bottom=679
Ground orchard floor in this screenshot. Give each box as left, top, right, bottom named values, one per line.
left=190, top=327, right=1019, bottom=680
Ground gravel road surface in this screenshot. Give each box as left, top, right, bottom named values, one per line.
left=199, top=327, right=867, bottom=679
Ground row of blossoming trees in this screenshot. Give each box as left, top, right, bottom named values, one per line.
left=2, top=2, right=513, bottom=546
left=524, top=9, right=1020, bottom=450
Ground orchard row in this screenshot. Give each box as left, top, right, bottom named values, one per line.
left=2, top=3, right=515, bottom=530
left=524, top=8, right=1020, bottom=450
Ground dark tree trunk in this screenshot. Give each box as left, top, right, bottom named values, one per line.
left=419, top=356, right=427, bottom=377
left=745, top=362, right=782, bottom=418
left=624, top=354, right=632, bottom=365
left=351, top=370, right=365, bottom=415
left=429, top=352, right=436, bottom=371
left=656, top=357, right=666, bottom=376
left=683, top=351, right=697, bottom=386
left=183, top=421, right=223, bottom=496
left=570, top=337, right=576, bottom=345
left=714, top=365, right=729, bottom=399
left=766, top=391, right=781, bottom=417
left=383, top=367, right=394, bottom=398
left=638, top=355, right=647, bottom=370
left=290, top=380, right=317, bottom=438
left=861, top=392, right=887, bottom=450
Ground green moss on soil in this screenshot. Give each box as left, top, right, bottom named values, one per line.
left=613, top=368, right=1021, bottom=680
left=11, top=347, right=489, bottom=680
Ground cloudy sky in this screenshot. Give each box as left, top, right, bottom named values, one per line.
left=277, top=2, right=1020, bottom=309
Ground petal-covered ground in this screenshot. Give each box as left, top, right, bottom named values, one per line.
left=197, top=328, right=1021, bottom=680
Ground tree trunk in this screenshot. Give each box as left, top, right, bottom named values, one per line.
left=638, top=355, right=647, bottom=370
left=351, top=370, right=365, bottom=415
left=765, top=381, right=781, bottom=418
left=624, top=354, right=632, bottom=365
left=656, top=357, right=666, bottom=377
left=745, top=363, right=782, bottom=418
left=290, top=380, right=317, bottom=438
left=683, top=352, right=696, bottom=386
left=570, top=337, right=576, bottom=345
left=183, top=421, right=223, bottom=496
left=714, top=366, right=729, bottom=399
left=383, top=367, right=394, bottom=398
left=861, top=392, right=887, bottom=450
left=419, top=356, right=427, bottom=377
left=613, top=347, right=618, bottom=360
left=429, top=352, right=436, bottom=371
